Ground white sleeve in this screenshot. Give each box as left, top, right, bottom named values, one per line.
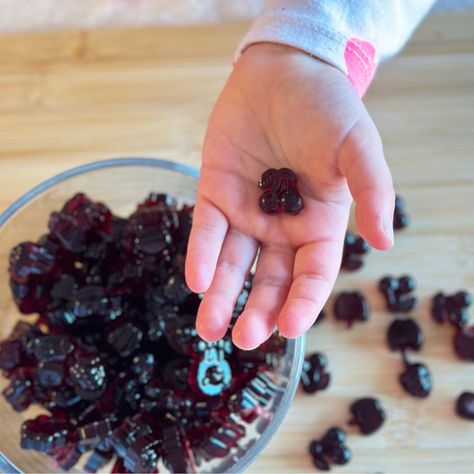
left=236, top=0, right=436, bottom=95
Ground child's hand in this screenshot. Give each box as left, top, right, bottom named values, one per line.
left=185, top=43, right=395, bottom=350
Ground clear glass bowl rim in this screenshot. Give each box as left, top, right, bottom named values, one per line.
left=0, top=157, right=305, bottom=474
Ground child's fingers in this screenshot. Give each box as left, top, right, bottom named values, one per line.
left=338, top=114, right=395, bottom=250
left=232, top=244, right=294, bottom=350
left=277, top=237, right=342, bottom=338
left=185, top=197, right=228, bottom=293
left=195, top=229, right=257, bottom=342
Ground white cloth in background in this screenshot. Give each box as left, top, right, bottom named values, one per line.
left=0, top=0, right=471, bottom=33
left=0, top=0, right=266, bottom=33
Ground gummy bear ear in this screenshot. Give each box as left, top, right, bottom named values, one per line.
left=280, top=189, right=304, bottom=215
left=258, top=168, right=278, bottom=189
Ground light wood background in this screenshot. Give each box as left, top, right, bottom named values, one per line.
left=0, top=10, right=473, bottom=474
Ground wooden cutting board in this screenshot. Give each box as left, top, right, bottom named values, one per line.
left=0, top=10, right=473, bottom=473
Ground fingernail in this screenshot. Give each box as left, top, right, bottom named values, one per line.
left=383, top=215, right=394, bottom=246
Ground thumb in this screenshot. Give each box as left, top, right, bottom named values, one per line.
left=338, top=114, right=395, bottom=250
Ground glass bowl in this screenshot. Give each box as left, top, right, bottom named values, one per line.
left=0, top=158, right=304, bottom=474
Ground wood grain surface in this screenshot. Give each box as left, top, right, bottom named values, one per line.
left=0, top=10, right=473, bottom=474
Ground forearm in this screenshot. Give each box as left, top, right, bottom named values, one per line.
left=237, top=0, right=436, bottom=95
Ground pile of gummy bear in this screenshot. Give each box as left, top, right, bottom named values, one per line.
left=0, top=192, right=286, bottom=473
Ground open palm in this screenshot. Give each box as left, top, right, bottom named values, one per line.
left=185, top=44, right=395, bottom=349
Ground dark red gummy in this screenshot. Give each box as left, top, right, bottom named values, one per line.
left=139, top=192, right=177, bottom=210
left=109, top=414, right=154, bottom=459
left=48, top=193, right=111, bottom=254
left=393, top=195, right=409, bottom=230
left=399, top=362, right=432, bottom=398
left=2, top=367, right=34, bottom=411
left=333, top=291, right=369, bottom=327
left=300, top=352, right=330, bottom=394
left=453, top=326, right=474, bottom=361
left=21, top=415, right=73, bottom=452
left=0, top=339, right=23, bottom=371
left=122, top=206, right=176, bottom=255
left=36, top=361, right=66, bottom=387
left=228, top=372, right=279, bottom=417
left=10, top=278, right=50, bottom=314
left=73, top=286, right=122, bottom=320
left=308, top=427, right=351, bottom=472
left=107, top=322, right=143, bottom=358
left=161, top=421, right=196, bottom=473
left=84, top=447, right=114, bottom=473
left=349, top=397, right=386, bottom=435
left=431, top=291, right=471, bottom=328
left=130, top=353, right=155, bottom=384
left=378, top=275, right=417, bottom=313
left=9, top=242, right=56, bottom=284
left=32, top=335, right=74, bottom=361
left=258, top=168, right=303, bottom=215
left=48, top=443, right=83, bottom=470
left=340, top=231, right=369, bottom=271
left=79, top=418, right=116, bottom=447
left=69, top=355, right=107, bottom=400
left=124, top=434, right=160, bottom=473
left=387, top=318, right=423, bottom=352
left=198, top=419, right=246, bottom=459
left=455, top=392, right=474, bottom=421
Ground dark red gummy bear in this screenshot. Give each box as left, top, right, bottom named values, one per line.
left=109, top=414, right=154, bottom=459
left=124, top=434, right=160, bottom=473
left=107, top=322, right=143, bottom=358
left=431, top=291, right=471, bottom=328
left=399, top=361, right=432, bottom=398
left=9, top=242, right=56, bottom=284
left=10, top=278, right=51, bottom=314
left=0, top=339, right=23, bottom=371
left=308, top=427, right=351, bottom=471
left=340, top=231, right=369, bottom=271
left=387, top=318, right=423, bottom=352
left=455, top=392, right=474, bottom=421
left=48, top=193, right=111, bottom=253
left=378, top=275, right=417, bottom=313
left=2, top=367, right=34, bottom=411
left=453, top=326, right=474, bottom=361
left=349, top=397, right=385, bottom=435
left=393, top=194, right=409, bottom=230
left=69, top=355, right=107, bottom=400
left=258, top=168, right=303, bottom=215
left=198, top=419, right=246, bottom=459
left=21, top=415, right=73, bottom=452
left=300, top=352, right=330, bottom=394
left=121, top=206, right=177, bottom=256
left=31, top=335, right=74, bottom=362
left=84, top=447, right=114, bottom=473
left=333, top=291, right=369, bottom=328
left=160, top=421, right=196, bottom=473
left=48, top=443, right=82, bottom=471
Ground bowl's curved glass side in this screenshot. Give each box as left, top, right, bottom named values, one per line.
left=226, top=335, right=305, bottom=473
left=0, top=158, right=199, bottom=229
left=0, top=453, right=21, bottom=474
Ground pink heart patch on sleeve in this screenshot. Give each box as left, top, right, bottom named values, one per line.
left=344, top=38, right=377, bottom=97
